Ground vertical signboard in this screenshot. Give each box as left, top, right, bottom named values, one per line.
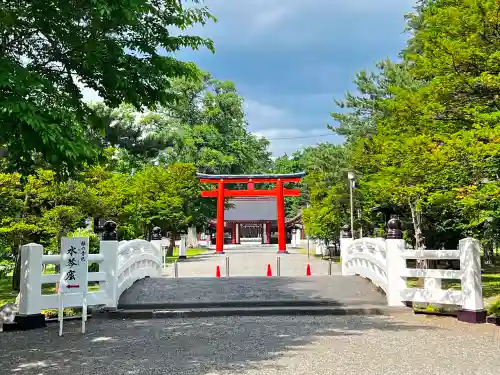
left=59, top=237, right=89, bottom=336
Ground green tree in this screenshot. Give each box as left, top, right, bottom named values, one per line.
left=301, top=144, right=349, bottom=243
left=330, top=59, right=425, bottom=144
left=124, top=163, right=200, bottom=255
left=0, top=0, right=215, bottom=173
left=158, top=75, right=272, bottom=174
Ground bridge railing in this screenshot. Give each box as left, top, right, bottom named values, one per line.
left=18, top=238, right=162, bottom=317
left=340, top=226, right=485, bottom=323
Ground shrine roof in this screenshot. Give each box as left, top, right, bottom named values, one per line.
left=224, top=197, right=277, bottom=221
left=196, top=172, right=306, bottom=181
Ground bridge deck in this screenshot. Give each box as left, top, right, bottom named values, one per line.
left=118, top=246, right=387, bottom=308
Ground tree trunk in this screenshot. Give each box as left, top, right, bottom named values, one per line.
left=166, top=231, right=175, bottom=257
left=409, top=198, right=425, bottom=252
left=12, top=189, right=30, bottom=291
left=11, top=244, right=21, bottom=291
left=409, top=197, right=429, bottom=309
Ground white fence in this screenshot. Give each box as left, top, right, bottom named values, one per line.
left=340, top=236, right=485, bottom=322
left=18, top=239, right=162, bottom=316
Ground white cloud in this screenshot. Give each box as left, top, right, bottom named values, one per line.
left=244, top=99, right=295, bottom=131
left=253, top=127, right=340, bottom=156
left=193, top=0, right=416, bottom=47
left=251, top=6, right=292, bottom=32
left=244, top=98, right=341, bottom=156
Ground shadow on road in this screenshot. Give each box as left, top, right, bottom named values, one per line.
left=0, top=314, right=438, bottom=375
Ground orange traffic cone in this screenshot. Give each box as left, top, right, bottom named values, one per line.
left=306, top=264, right=311, bottom=276
left=266, top=264, right=272, bottom=276
left=216, top=265, right=221, bottom=278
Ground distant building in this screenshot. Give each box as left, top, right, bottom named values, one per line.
left=205, top=197, right=304, bottom=245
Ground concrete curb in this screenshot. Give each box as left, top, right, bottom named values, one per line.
left=99, top=305, right=395, bottom=320
left=117, top=299, right=363, bottom=310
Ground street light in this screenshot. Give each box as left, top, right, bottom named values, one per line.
left=306, top=203, right=310, bottom=259
left=347, top=171, right=355, bottom=239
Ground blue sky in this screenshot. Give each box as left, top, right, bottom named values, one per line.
left=175, top=0, right=416, bottom=156
left=81, top=0, right=415, bottom=156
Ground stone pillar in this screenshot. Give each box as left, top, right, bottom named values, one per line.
left=178, top=232, right=187, bottom=260
left=385, top=217, right=406, bottom=307
left=340, top=225, right=354, bottom=276
left=17, top=243, right=46, bottom=330
left=315, top=239, right=324, bottom=256
left=186, top=226, right=198, bottom=248
left=236, top=224, right=240, bottom=244
left=458, top=238, right=486, bottom=323
left=151, top=227, right=163, bottom=268
left=100, top=221, right=120, bottom=309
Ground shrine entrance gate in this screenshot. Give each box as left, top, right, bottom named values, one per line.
left=197, top=173, right=306, bottom=254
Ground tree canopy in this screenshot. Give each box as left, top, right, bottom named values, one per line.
left=0, top=0, right=215, bottom=173
left=301, top=0, right=500, bottom=249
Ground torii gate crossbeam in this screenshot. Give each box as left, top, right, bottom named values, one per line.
left=197, top=172, right=306, bottom=254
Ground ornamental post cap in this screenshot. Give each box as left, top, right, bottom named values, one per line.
left=102, top=220, right=117, bottom=240
left=386, top=216, right=402, bottom=239
left=103, top=220, right=117, bottom=232
left=152, top=226, right=162, bottom=240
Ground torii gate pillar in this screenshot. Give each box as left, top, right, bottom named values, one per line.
left=276, top=180, right=287, bottom=253
left=216, top=181, right=225, bottom=254
left=198, top=173, right=306, bottom=254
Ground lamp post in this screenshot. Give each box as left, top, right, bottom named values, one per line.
left=306, top=203, right=310, bottom=259
left=347, top=171, right=355, bottom=239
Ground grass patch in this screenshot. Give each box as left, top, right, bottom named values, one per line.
left=1, top=248, right=208, bottom=307
left=406, top=277, right=461, bottom=290
left=0, top=277, right=18, bottom=306
left=407, top=260, right=500, bottom=314
left=164, top=247, right=208, bottom=264
left=1, top=276, right=100, bottom=318
left=405, top=262, right=500, bottom=298
left=296, top=248, right=341, bottom=263
left=487, top=297, right=500, bottom=317
left=482, top=263, right=500, bottom=299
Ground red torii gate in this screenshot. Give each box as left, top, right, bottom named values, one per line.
left=197, top=172, right=306, bottom=254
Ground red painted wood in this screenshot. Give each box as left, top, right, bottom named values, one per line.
left=201, top=189, right=300, bottom=198
left=200, top=178, right=302, bottom=184
left=231, top=223, right=236, bottom=244
left=276, top=180, right=287, bottom=252
left=216, top=181, right=225, bottom=253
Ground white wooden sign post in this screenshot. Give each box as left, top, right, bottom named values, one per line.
left=59, top=237, right=89, bottom=336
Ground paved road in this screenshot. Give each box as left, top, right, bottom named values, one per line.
left=119, top=245, right=386, bottom=307
left=1, top=313, right=499, bottom=375
left=164, top=245, right=335, bottom=277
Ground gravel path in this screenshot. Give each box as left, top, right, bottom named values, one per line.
left=1, top=313, right=499, bottom=375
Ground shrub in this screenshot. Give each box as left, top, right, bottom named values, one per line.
left=487, top=298, right=500, bottom=317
